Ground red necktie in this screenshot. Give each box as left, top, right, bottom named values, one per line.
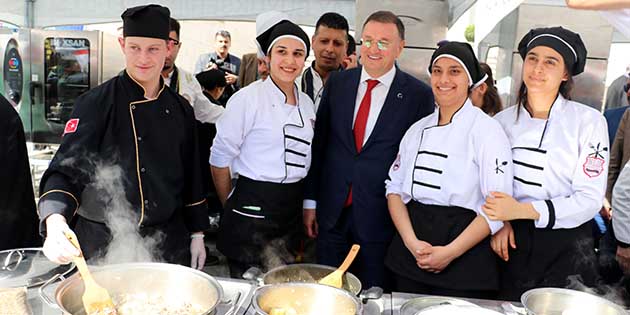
left=345, top=79, right=379, bottom=207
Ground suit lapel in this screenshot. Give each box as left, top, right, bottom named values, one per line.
left=362, top=68, right=407, bottom=151
left=342, top=68, right=362, bottom=154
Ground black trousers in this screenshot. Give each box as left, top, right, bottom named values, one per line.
left=499, top=219, right=599, bottom=301
left=316, top=205, right=393, bottom=291
left=394, top=273, right=497, bottom=300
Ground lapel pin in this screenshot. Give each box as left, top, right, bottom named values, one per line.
left=397, top=93, right=403, bottom=99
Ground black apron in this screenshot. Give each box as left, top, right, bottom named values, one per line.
left=385, top=201, right=498, bottom=291
left=499, top=219, right=598, bottom=301
left=217, top=176, right=303, bottom=265
left=72, top=211, right=190, bottom=266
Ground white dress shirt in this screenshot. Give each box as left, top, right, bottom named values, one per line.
left=164, top=67, right=224, bottom=124
left=386, top=100, right=512, bottom=234
left=354, top=66, right=397, bottom=146
left=495, top=95, right=609, bottom=229
left=210, top=76, right=316, bottom=184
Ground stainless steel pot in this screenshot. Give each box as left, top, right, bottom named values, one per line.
left=243, top=263, right=362, bottom=295
left=251, top=283, right=363, bottom=315
left=39, top=262, right=231, bottom=315
left=521, top=288, right=627, bottom=315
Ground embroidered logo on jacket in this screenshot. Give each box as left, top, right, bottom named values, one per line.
left=495, top=159, right=508, bottom=174
left=583, top=143, right=608, bottom=178
left=63, top=119, right=79, bottom=135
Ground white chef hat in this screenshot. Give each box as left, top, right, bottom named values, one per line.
left=255, top=11, right=289, bottom=58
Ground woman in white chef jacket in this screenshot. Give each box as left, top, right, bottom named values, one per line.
left=209, top=20, right=315, bottom=278
left=483, top=27, right=609, bottom=301
left=385, top=41, right=513, bottom=299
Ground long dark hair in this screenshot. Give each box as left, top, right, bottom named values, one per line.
left=479, top=63, right=502, bottom=116
left=515, top=64, right=574, bottom=118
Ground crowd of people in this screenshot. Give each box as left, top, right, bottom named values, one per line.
left=2, top=1, right=630, bottom=304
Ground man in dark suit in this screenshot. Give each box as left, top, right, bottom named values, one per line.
left=303, top=11, right=434, bottom=289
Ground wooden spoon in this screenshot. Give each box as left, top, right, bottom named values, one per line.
left=64, top=231, right=117, bottom=315
left=318, top=244, right=360, bottom=288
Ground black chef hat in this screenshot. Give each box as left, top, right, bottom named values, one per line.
left=256, top=20, right=310, bottom=58
left=121, top=4, right=170, bottom=40
left=428, top=41, right=487, bottom=88
left=518, top=26, right=587, bottom=76
left=196, top=69, right=227, bottom=90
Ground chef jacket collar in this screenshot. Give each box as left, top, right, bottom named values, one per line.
left=520, top=93, right=567, bottom=121
left=122, top=69, right=166, bottom=101
left=429, top=98, right=474, bottom=126
left=265, top=73, right=301, bottom=106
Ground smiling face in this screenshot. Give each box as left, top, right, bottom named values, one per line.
left=267, top=37, right=307, bottom=85
left=119, top=36, right=170, bottom=87
left=522, top=45, right=568, bottom=96
left=430, top=57, right=470, bottom=108
left=312, top=25, right=347, bottom=73
left=359, top=21, right=404, bottom=78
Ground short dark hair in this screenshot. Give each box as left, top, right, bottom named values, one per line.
left=215, top=30, right=231, bottom=40
left=169, top=18, right=180, bottom=39
left=347, top=34, right=356, bottom=56
left=315, top=12, right=349, bottom=34
left=362, top=11, right=405, bottom=40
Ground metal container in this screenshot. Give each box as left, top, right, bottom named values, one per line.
left=0, top=247, right=74, bottom=288
left=244, top=264, right=362, bottom=295
left=39, top=262, right=228, bottom=315
left=521, top=288, right=627, bottom=315
left=251, top=283, right=363, bottom=315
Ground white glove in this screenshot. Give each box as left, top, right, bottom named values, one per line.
left=42, top=214, right=80, bottom=264
left=190, top=234, right=206, bottom=270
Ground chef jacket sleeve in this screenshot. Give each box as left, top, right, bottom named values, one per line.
left=606, top=110, right=629, bottom=201
left=182, top=103, right=211, bottom=232
left=385, top=126, right=415, bottom=204
left=532, top=115, right=609, bottom=229
left=476, top=120, right=512, bottom=234
left=209, top=90, right=253, bottom=168
left=613, top=161, right=630, bottom=247
left=37, top=92, right=106, bottom=234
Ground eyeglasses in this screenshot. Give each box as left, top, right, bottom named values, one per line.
left=169, top=37, right=180, bottom=46
left=360, top=39, right=390, bottom=51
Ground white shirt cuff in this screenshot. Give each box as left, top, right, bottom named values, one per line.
left=303, top=199, right=317, bottom=209
left=209, top=152, right=232, bottom=168
left=532, top=200, right=550, bottom=228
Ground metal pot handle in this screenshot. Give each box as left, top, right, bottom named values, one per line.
left=501, top=302, right=527, bottom=315
left=222, top=292, right=242, bottom=315
left=2, top=249, right=24, bottom=271
left=242, top=266, right=264, bottom=285
left=38, top=273, right=63, bottom=308
left=359, top=286, right=383, bottom=304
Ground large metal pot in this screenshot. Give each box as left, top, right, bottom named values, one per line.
left=251, top=283, right=363, bottom=315
left=243, top=263, right=362, bottom=295
left=521, top=288, right=627, bottom=315
left=39, top=262, right=227, bottom=315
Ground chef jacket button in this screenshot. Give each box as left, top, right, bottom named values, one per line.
left=139, top=224, right=144, bottom=228
left=165, top=109, right=170, bottom=114
left=131, top=105, right=136, bottom=110
left=144, top=199, right=149, bottom=205
left=137, top=136, right=142, bottom=141
left=141, top=167, right=146, bottom=173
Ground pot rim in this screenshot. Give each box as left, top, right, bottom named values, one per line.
left=262, top=263, right=362, bottom=295
left=521, top=287, right=627, bottom=314
left=251, top=282, right=364, bottom=315
left=53, top=262, right=224, bottom=315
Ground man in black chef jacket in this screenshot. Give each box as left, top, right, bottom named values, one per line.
left=0, top=94, right=42, bottom=250
left=37, top=4, right=209, bottom=269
